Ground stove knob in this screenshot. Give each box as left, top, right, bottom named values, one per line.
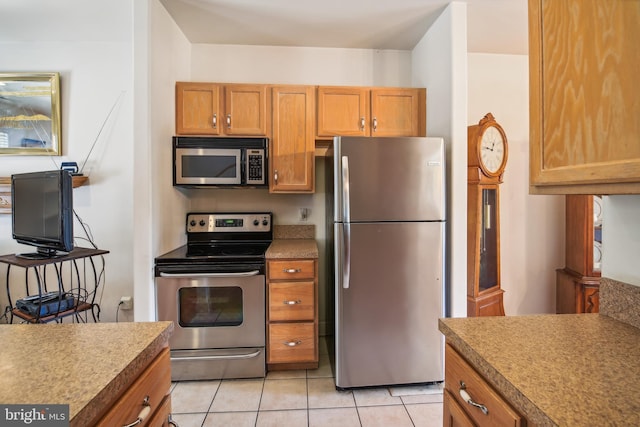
left=199, top=220, right=206, bottom=227
left=253, top=219, right=260, bottom=226
left=262, top=219, right=269, bottom=226
left=189, top=220, right=196, bottom=227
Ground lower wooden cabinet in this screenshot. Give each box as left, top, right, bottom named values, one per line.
left=556, top=268, right=600, bottom=314
left=444, top=344, right=524, bottom=427
left=266, top=258, right=318, bottom=370
left=97, top=347, right=172, bottom=427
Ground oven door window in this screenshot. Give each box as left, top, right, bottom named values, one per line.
left=176, top=148, right=242, bottom=185
left=178, top=287, right=243, bottom=327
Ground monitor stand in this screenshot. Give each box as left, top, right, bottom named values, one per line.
left=16, top=247, right=69, bottom=260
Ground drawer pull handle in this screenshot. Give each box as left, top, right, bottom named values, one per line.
left=283, top=299, right=302, bottom=305
left=283, top=268, right=302, bottom=273
left=459, top=381, right=489, bottom=415
left=122, top=396, right=151, bottom=427
left=284, top=340, right=302, bottom=347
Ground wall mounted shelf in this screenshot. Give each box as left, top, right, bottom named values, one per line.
left=0, top=175, right=88, bottom=188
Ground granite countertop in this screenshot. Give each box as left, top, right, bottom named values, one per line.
left=266, top=224, right=318, bottom=259
left=0, top=321, right=173, bottom=426
left=439, top=314, right=640, bottom=426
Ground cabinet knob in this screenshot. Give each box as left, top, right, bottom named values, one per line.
left=283, top=340, right=302, bottom=347
left=360, top=117, right=365, bottom=130
left=459, top=381, right=489, bottom=415
left=212, top=113, right=217, bottom=129
left=373, top=117, right=378, bottom=132
left=283, top=268, right=302, bottom=273
left=274, top=169, right=278, bottom=184
left=283, top=299, right=302, bottom=305
left=226, top=113, right=231, bottom=128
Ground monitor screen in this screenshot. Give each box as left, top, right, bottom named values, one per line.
left=11, top=170, right=73, bottom=258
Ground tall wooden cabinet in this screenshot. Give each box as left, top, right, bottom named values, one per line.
left=556, top=195, right=602, bottom=314
left=175, top=82, right=270, bottom=136
left=528, top=0, right=640, bottom=195
left=270, top=85, right=315, bottom=193
left=316, top=86, right=426, bottom=138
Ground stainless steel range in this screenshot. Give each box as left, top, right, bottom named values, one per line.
left=154, top=212, right=272, bottom=381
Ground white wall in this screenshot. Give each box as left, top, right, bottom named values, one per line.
left=0, top=2, right=135, bottom=322
left=412, top=2, right=468, bottom=317
left=468, top=53, right=564, bottom=314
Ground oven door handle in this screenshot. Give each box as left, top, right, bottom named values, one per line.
left=159, top=270, right=260, bottom=278
left=171, top=349, right=262, bottom=361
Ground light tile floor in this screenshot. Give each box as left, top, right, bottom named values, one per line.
left=169, top=338, right=444, bottom=427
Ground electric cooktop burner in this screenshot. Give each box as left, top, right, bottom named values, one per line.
left=154, top=212, right=273, bottom=268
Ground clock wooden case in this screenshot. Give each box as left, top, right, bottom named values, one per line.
left=467, top=113, right=508, bottom=317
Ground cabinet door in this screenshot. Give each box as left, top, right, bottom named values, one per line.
left=316, top=86, right=370, bottom=137
left=224, top=84, right=270, bottom=135
left=175, top=82, right=221, bottom=135
left=370, top=88, right=426, bottom=137
left=270, top=86, right=315, bottom=192
left=444, top=389, right=476, bottom=427
left=529, top=0, right=640, bottom=194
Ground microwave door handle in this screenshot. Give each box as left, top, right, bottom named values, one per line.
left=341, top=155, right=351, bottom=289
left=159, top=270, right=260, bottom=278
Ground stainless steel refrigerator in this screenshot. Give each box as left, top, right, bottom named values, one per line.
left=327, top=136, right=446, bottom=389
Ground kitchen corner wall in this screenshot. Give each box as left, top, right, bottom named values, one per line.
left=0, top=1, right=135, bottom=322
left=468, top=53, right=564, bottom=315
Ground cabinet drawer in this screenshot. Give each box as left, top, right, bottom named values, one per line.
left=445, top=344, right=522, bottom=427
left=269, top=281, right=315, bottom=321
left=268, top=323, right=316, bottom=364
left=268, top=259, right=315, bottom=280
left=97, top=347, right=171, bottom=427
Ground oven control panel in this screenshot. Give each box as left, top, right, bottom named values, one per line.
left=187, top=213, right=271, bottom=233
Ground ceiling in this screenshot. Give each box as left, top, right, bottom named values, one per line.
left=159, top=0, right=529, bottom=54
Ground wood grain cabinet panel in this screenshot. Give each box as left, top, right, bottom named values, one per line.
left=316, top=86, right=425, bottom=138
left=444, top=344, right=523, bottom=427
left=266, top=258, right=318, bottom=370
left=175, top=82, right=270, bottom=136
left=270, top=85, right=315, bottom=193
left=97, top=348, right=172, bottom=427
left=529, top=0, right=640, bottom=194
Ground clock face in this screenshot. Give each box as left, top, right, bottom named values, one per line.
left=480, top=125, right=506, bottom=174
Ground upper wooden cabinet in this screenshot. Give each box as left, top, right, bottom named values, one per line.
left=316, top=86, right=426, bottom=138
left=270, top=85, right=315, bottom=193
left=176, top=82, right=270, bottom=136
left=528, top=0, right=640, bottom=194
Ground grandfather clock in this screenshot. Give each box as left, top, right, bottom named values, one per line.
left=467, top=113, right=508, bottom=317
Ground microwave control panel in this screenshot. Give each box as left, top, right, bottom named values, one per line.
left=246, top=149, right=265, bottom=185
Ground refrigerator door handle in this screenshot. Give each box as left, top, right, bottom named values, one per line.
left=341, top=155, right=351, bottom=222
left=343, top=223, right=351, bottom=289
left=342, top=155, right=351, bottom=289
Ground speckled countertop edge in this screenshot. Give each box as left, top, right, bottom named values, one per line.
left=439, top=314, right=640, bottom=427
left=0, top=321, right=173, bottom=427
left=267, top=225, right=318, bottom=259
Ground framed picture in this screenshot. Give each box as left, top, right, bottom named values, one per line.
left=0, top=186, right=11, bottom=214
left=0, top=72, right=61, bottom=156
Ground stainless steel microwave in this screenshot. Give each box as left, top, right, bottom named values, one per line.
left=173, top=137, right=268, bottom=187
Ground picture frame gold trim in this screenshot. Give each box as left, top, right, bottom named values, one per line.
left=0, top=72, right=61, bottom=156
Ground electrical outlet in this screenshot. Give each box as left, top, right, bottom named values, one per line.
left=299, top=207, right=309, bottom=221
left=120, top=296, right=133, bottom=310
